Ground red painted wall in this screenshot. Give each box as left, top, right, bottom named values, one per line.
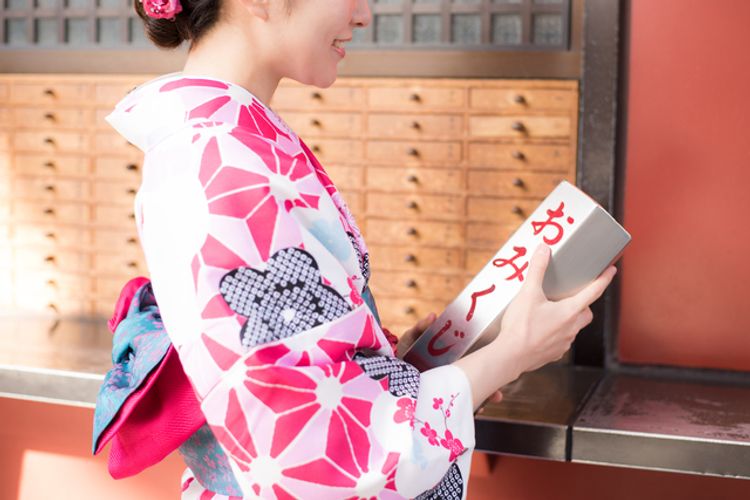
left=617, top=0, right=750, bottom=370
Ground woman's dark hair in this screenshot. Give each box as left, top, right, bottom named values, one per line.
left=135, top=0, right=221, bottom=49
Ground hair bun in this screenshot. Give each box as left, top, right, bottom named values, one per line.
left=134, top=0, right=220, bottom=49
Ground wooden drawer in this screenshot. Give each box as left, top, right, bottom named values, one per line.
left=323, top=165, right=362, bottom=190
left=12, top=131, right=89, bottom=153
left=93, top=156, right=141, bottom=181
left=15, top=295, right=92, bottom=317
left=374, top=296, right=448, bottom=329
left=94, top=81, right=140, bottom=105
left=12, top=224, right=90, bottom=249
left=0, top=82, right=8, bottom=102
left=9, top=82, right=90, bottom=104
left=94, top=131, right=140, bottom=155
left=369, top=270, right=466, bottom=301
left=12, top=176, right=89, bottom=201
left=306, top=139, right=363, bottom=163
left=467, top=143, right=572, bottom=172
left=470, top=88, right=576, bottom=113
left=14, top=247, right=90, bottom=274
left=466, top=221, right=516, bottom=249
left=0, top=130, right=8, bottom=151
left=92, top=180, right=139, bottom=205
left=468, top=116, right=572, bottom=139
left=0, top=108, right=9, bottom=127
left=367, top=114, right=463, bottom=139
left=366, top=192, right=464, bottom=221
left=368, top=245, right=463, bottom=272
left=14, top=271, right=93, bottom=299
left=12, top=200, right=89, bottom=224
left=366, top=218, right=463, bottom=247
left=92, top=228, right=139, bottom=251
left=367, top=86, right=465, bottom=111
left=278, top=112, right=362, bottom=138
left=92, top=204, right=136, bottom=227
left=466, top=198, right=540, bottom=223
left=467, top=171, right=567, bottom=198
left=92, top=252, right=147, bottom=276
left=11, top=107, right=94, bottom=129
left=14, top=154, right=90, bottom=177
left=272, top=85, right=365, bottom=111
left=366, top=167, right=464, bottom=194
left=365, top=140, right=462, bottom=165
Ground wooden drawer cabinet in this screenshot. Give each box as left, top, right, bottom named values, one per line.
left=13, top=176, right=89, bottom=201
left=366, top=192, right=464, bottom=221
left=467, top=143, right=572, bottom=172
left=11, top=107, right=93, bottom=129
left=467, top=171, right=569, bottom=198
left=367, top=86, right=465, bottom=110
left=369, top=270, right=466, bottom=301
left=1, top=74, right=578, bottom=320
left=469, top=88, right=576, bottom=112
left=280, top=112, right=362, bottom=138
left=9, top=82, right=90, bottom=105
left=14, top=154, right=90, bottom=177
left=92, top=180, right=139, bottom=205
left=365, top=140, right=462, bottom=165
left=366, top=167, right=463, bottom=194
left=13, top=131, right=89, bottom=153
left=368, top=245, right=463, bottom=272
left=367, top=114, right=463, bottom=139
left=92, top=204, right=136, bottom=227
left=12, top=200, right=89, bottom=224
left=366, top=219, right=464, bottom=247
left=468, top=115, right=572, bottom=139
left=93, top=156, right=141, bottom=180
left=272, top=85, right=364, bottom=111
left=12, top=224, right=90, bottom=249
left=92, top=251, right=147, bottom=276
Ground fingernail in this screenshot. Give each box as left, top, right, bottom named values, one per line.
left=537, top=244, right=550, bottom=256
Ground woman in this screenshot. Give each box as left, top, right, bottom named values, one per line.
left=101, top=0, right=616, bottom=497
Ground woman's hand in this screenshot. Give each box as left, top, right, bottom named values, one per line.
left=402, top=312, right=504, bottom=405
left=454, top=243, right=616, bottom=410
left=497, top=244, right=617, bottom=376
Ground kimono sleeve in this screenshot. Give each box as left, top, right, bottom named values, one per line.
left=137, top=125, right=476, bottom=499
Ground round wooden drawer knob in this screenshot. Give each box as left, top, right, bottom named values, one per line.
left=407, top=147, right=420, bottom=158
left=126, top=237, right=137, bottom=244
left=310, top=118, right=322, bottom=128
left=404, top=254, right=417, bottom=263
left=512, top=205, right=524, bottom=216
left=312, top=145, right=322, bottom=153
left=43, top=137, right=55, bottom=146
left=406, top=200, right=419, bottom=210
left=46, top=279, right=57, bottom=288
left=126, top=188, right=137, bottom=195
left=126, top=163, right=139, bottom=171
left=44, top=255, right=56, bottom=264
left=43, top=184, right=55, bottom=192
left=128, top=212, right=135, bottom=220
left=311, top=92, right=323, bottom=101
left=512, top=150, right=525, bottom=160
left=44, top=232, right=56, bottom=240
left=127, top=261, right=138, bottom=268
left=406, top=174, right=419, bottom=184
left=411, top=121, right=421, bottom=130
left=43, top=112, right=56, bottom=122
left=47, top=303, right=59, bottom=314
left=405, top=279, right=418, bottom=288
left=404, top=306, right=416, bottom=315
left=409, top=93, right=421, bottom=103
left=43, top=88, right=55, bottom=97
left=513, top=94, right=527, bottom=105
left=43, top=161, right=56, bottom=170
left=512, top=178, right=525, bottom=188
left=43, top=207, right=55, bottom=215
left=511, top=121, right=526, bottom=133
left=406, top=227, right=418, bottom=236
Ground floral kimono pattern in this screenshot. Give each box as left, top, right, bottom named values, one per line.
left=105, top=73, right=475, bottom=499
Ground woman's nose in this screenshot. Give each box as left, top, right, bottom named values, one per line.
left=353, top=0, right=372, bottom=28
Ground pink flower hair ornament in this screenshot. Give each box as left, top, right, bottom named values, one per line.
left=140, top=0, right=183, bottom=20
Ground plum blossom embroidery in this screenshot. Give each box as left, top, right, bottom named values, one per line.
left=393, top=397, right=416, bottom=427
left=420, top=421, right=439, bottom=446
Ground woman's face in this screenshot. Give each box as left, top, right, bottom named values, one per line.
left=267, top=0, right=372, bottom=88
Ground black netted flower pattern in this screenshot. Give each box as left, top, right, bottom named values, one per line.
left=416, top=463, right=464, bottom=500
left=219, top=247, right=352, bottom=348
left=353, top=351, right=420, bottom=399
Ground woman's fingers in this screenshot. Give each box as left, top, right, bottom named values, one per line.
left=565, top=265, right=617, bottom=311
left=522, top=244, right=551, bottom=292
